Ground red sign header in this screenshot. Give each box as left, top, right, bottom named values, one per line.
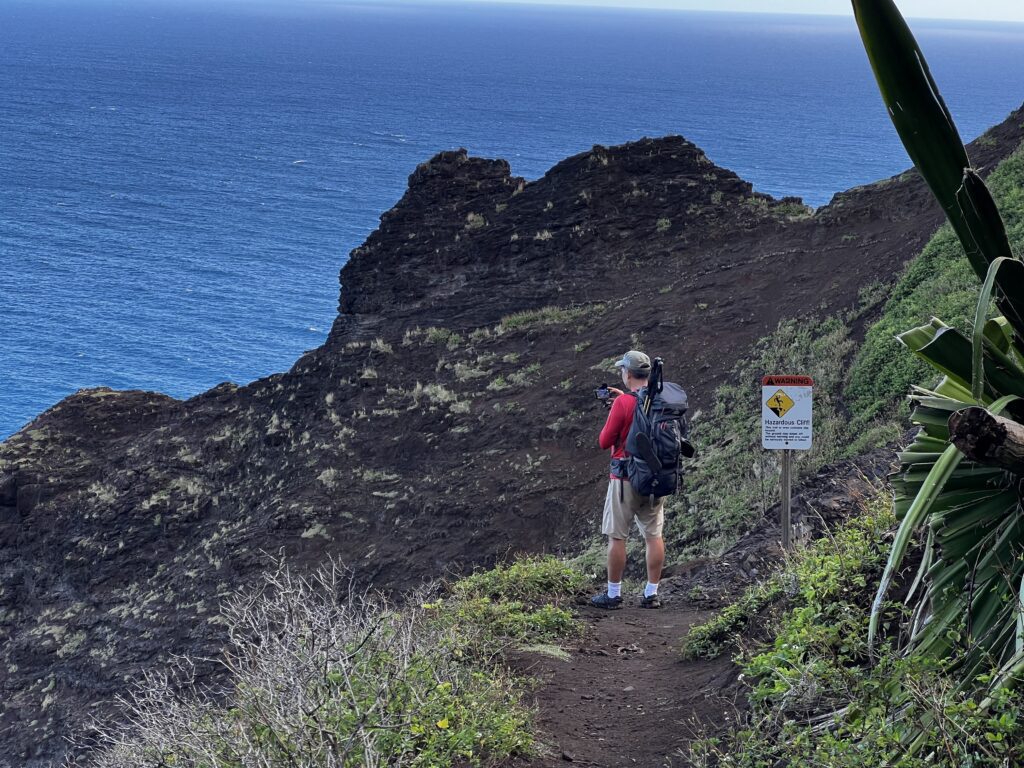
left=762, top=375, right=814, bottom=386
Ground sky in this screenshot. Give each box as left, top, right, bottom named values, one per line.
left=449, top=0, right=1024, bottom=23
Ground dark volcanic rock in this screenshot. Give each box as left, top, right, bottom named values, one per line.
left=329, top=136, right=779, bottom=341
left=3, top=106, right=1024, bottom=765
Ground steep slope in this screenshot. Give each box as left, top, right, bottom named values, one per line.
left=2, top=107, right=1023, bottom=765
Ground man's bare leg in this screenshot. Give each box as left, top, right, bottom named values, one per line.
left=645, top=535, right=664, bottom=584
left=607, top=537, right=627, bottom=583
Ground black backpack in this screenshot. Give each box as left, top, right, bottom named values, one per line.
left=623, top=359, right=693, bottom=499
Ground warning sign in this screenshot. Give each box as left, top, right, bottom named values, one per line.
left=765, top=390, right=795, bottom=418
left=761, top=375, right=813, bottom=450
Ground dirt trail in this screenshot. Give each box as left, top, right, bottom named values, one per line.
left=511, top=595, right=737, bottom=767
left=507, top=450, right=900, bottom=767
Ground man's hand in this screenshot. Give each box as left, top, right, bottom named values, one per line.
left=607, top=387, right=625, bottom=398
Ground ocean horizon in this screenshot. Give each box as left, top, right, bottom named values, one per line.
left=3, top=0, right=1024, bottom=438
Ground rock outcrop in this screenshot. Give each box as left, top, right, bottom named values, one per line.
left=2, top=107, right=1023, bottom=765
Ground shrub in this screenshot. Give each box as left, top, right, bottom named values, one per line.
left=77, top=563, right=539, bottom=768
left=486, top=376, right=509, bottom=392
left=681, top=578, right=783, bottom=661
left=682, top=494, right=892, bottom=661
left=436, top=556, right=588, bottom=652
left=452, top=555, right=588, bottom=604
left=685, top=493, right=1024, bottom=767
left=424, top=327, right=463, bottom=349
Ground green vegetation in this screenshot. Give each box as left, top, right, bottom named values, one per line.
left=741, top=196, right=770, bottom=213
left=508, top=362, right=541, bottom=387
left=402, top=325, right=467, bottom=349
left=663, top=136, right=1024, bottom=564
left=496, top=303, right=601, bottom=333
left=686, top=496, right=1024, bottom=767
left=485, top=363, right=541, bottom=393
left=82, top=557, right=585, bottom=768
left=685, top=3, right=1024, bottom=761
left=666, top=305, right=877, bottom=558
left=681, top=578, right=784, bottom=661
left=435, top=555, right=588, bottom=651
left=773, top=199, right=814, bottom=220
left=844, top=138, right=1024, bottom=430
left=425, top=327, right=464, bottom=349
left=683, top=494, right=893, bottom=661
left=453, top=554, right=587, bottom=604
left=845, top=224, right=977, bottom=428
left=453, top=357, right=493, bottom=381
left=852, top=0, right=1024, bottom=723
left=486, top=375, right=509, bottom=392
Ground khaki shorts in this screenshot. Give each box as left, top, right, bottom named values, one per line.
left=601, top=479, right=665, bottom=540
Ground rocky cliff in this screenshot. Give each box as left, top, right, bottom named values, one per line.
left=3, top=107, right=1023, bottom=765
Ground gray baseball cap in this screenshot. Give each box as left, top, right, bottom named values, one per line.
left=613, top=350, right=651, bottom=374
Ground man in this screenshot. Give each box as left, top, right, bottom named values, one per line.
left=591, top=350, right=665, bottom=610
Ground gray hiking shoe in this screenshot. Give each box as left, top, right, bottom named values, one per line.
left=640, top=594, right=663, bottom=609
left=590, top=593, right=623, bottom=610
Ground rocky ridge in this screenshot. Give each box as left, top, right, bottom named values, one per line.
left=2, top=106, right=1024, bottom=765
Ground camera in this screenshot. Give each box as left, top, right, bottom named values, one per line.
left=595, top=384, right=611, bottom=407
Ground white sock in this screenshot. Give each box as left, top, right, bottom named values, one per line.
left=644, top=582, right=659, bottom=598
left=607, top=581, right=622, bottom=599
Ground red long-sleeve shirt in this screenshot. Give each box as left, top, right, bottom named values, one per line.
left=599, top=392, right=637, bottom=461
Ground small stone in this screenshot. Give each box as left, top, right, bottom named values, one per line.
left=623, top=685, right=635, bottom=692
left=562, top=750, right=576, bottom=762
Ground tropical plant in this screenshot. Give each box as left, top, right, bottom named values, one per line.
left=853, top=0, right=1024, bottom=723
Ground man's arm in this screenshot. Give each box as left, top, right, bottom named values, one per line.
left=599, top=395, right=629, bottom=450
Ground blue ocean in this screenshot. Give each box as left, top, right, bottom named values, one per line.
left=3, top=0, right=1024, bottom=439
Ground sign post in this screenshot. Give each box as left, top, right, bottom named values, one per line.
left=761, top=375, right=813, bottom=550
left=780, top=449, right=793, bottom=550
